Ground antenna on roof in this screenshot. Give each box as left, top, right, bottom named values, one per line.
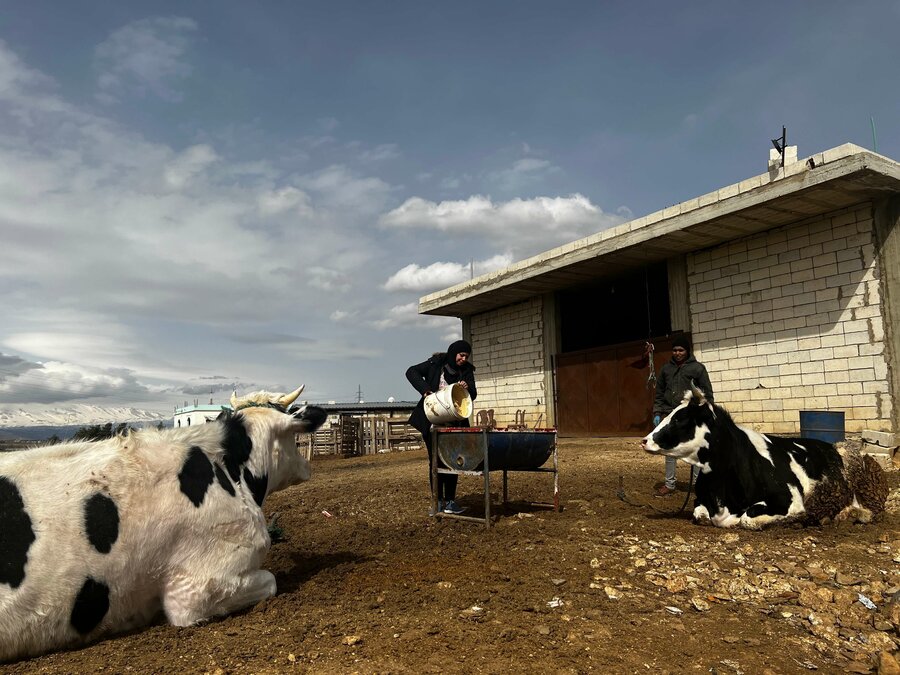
left=871, top=116, right=878, bottom=153
left=771, top=126, right=786, bottom=168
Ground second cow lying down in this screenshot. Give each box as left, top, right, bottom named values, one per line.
left=0, top=388, right=326, bottom=662
left=641, top=386, right=888, bottom=529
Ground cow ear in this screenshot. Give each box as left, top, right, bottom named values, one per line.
left=278, top=385, right=305, bottom=408
left=690, top=380, right=707, bottom=405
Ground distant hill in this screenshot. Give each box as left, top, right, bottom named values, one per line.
left=0, top=421, right=172, bottom=443
left=0, top=404, right=171, bottom=442
left=0, top=425, right=92, bottom=441
left=0, top=404, right=168, bottom=428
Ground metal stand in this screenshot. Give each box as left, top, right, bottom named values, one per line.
left=430, top=427, right=559, bottom=529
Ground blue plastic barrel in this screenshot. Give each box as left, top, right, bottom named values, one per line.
left=799, top=411, right=845, bottom=443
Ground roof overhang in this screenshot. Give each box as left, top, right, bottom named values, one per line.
left=420, top=144, right=900, bottom=317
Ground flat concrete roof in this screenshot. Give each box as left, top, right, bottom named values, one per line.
left=420, top=144, right=900, bottom=318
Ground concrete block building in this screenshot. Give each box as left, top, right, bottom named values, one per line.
left=419, top=144, right=900, bottom=437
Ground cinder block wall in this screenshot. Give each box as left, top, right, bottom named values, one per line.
left=689, top=203, right=893, bottom=434
left=469, top=297, right=548, bottom=428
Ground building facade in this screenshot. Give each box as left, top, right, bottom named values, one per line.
left=420, top=144, right=900, bottom=437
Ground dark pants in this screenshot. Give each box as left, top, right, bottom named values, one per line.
left=423, top=430, right=458, bottom=501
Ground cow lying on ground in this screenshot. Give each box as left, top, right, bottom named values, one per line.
left=641, top=386, right=888, bottom=529
left=0, top=388, right=326, bottom=662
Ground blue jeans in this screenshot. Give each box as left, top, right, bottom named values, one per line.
left=665, top=456, right=698, bottom=490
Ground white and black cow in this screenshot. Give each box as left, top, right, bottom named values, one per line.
left=641, top=386, right=888, bottom=529
left=0, top=387, right=326, bottom=662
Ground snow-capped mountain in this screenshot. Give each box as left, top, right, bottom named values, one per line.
left=0, top=404, right=168, bottom=428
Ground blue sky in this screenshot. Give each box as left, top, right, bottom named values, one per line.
left=0, top=2, right=898, bottom=416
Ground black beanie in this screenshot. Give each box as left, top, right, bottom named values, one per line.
left=446, top=340, right=472, bottom=362
left=671, top=335, right=691, bottom=352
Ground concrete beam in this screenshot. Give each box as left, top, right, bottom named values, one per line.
left=874, top=196, right=900, bottom=435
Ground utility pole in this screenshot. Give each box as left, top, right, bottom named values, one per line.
left=357, top=384, right=363, bottom=403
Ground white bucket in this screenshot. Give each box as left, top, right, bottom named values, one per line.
left=424, top=382, right=472, bottom=424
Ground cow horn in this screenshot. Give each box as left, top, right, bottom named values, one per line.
left=230, top=390, right=239, bottom=409
left=690, top=380, right=707, bottom=405
left=279, top=385, right=305, bottom=407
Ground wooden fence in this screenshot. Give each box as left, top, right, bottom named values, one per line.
left=300, top=414, right=422, bottom=458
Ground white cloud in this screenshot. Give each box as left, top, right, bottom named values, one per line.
left=298, top=164, right=393, bottom=213
left=317, top=117, right=340, bottom=132
left=163, top=144, right=218, bottom=189
left=0, top=40, right=51, bottom=95
left=258, top=186, right=313, bottom=216
left=371, top=303, right=460, bottom=332
left=308, top=267, right=352, bottom=293
left=3, top=311, right=150, bottom=375
left=441, top=329, right=462, bottom=343
left=0, top=356, right=150, bottom=404
left=379, top=194, right=627, bottom=258
left=330, top=310, right=355, bottom=322
left=384, top=254, right=513, bottom=293
left=0, top=41, right=410, bottom=409
left=488, top=157, right=560, bottom=192
left=358, top=143, right=400, bottom=163
left=94, top=17, right=197, bottom=103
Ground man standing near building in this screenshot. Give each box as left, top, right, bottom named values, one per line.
left=651, top=335, right=714, bottom=497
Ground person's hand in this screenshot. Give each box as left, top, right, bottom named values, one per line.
left=652, top=414, right=661, bottom=427
left=458, top=381, right=468, bottom=390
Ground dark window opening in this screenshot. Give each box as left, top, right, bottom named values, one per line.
left=558, top=262, right=671, bottom=352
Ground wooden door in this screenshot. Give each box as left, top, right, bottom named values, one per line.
left=556, top=352, right=589, bottom=434
left=555, top=335, right=680, bottom=436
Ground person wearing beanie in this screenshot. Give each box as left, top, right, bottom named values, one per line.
left=651, top=335, right=714, bottom=497
left=406, top=339, right=477, bottom=515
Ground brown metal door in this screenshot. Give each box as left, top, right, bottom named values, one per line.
left=555, top=352, right=589, bottom=434
left=618, top=340, right=657, bottom=434
left=555, top=335, right=681, bottom=436
left=586, top=347, right=619, bottom=434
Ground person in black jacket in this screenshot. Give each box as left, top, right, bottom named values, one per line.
left=406, top=339, right=477, bottom=515
left=652, top=335, right=714, bottom=497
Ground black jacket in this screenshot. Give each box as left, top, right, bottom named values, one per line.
left=406, top=353, right=477, bottom=434
left=653, top=355, right=713, bottom=415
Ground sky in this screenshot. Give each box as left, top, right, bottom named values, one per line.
left=1, top=1, right=899, bottom=417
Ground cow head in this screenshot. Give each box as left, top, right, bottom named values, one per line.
left=641, top=384, right=715, bottom=466
left=229, top=387, right=327, bottom=496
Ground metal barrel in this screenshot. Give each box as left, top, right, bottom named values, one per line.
left=799, top=410, right=845, bottom=443
left=436, top=428, right=555, bottom=472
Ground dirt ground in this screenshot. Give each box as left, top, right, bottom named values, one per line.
left=6, top=438, right=900, bottom=675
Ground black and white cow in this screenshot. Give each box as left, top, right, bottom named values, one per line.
left=641, top=386, right=888, bottom=529
left=0, top=387, right=326, bottom=662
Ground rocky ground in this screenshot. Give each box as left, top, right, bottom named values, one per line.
left=6, top=438, right=900, bottom=674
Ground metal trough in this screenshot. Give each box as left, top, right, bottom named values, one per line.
left=436, top=427, right=555, bottom=472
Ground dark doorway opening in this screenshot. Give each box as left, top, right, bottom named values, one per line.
left=555, top=262, right=678, bottom=436
left=558, top=262, right=671, bottom=353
